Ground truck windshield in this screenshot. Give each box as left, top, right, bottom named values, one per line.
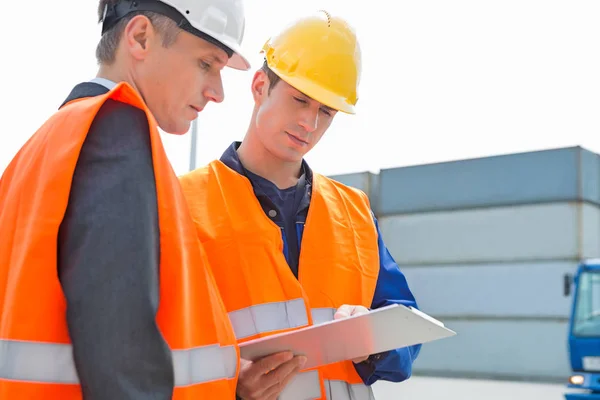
left=573, top=270, right=600, bottom=337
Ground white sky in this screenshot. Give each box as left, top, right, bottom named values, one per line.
left=2, top=1, right=600, bottom=177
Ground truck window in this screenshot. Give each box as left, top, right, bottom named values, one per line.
left=573, top=271, right=600, bottom=337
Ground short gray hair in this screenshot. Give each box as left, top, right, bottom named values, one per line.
left=96, top=0, right=181, bottom=65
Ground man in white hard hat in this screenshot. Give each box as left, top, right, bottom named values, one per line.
left=0, top=0, right=251, bottom=398
left=180, top=11, right=421, bottom=400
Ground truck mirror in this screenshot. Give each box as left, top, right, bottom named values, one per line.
left=563, top=273, right=572, bottom=297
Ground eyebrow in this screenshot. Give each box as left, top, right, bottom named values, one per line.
left=205, top=52, right=227, bottom=66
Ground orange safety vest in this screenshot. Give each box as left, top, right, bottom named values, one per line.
left=180, top=160, right=380, bottom=400
left=0, top=83, right=239, bottom=399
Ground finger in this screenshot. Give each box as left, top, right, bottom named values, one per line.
left=261, top=356, right=307, bottom=388
left=237, top=385, right=268, bottom=400
left=261, top=361, right=304, bottom=400
left=243, top=357, right=304, bottom=399
left=278, top=361, right=304, bottom=388
left=350, top=305, right=369, bottom=316
left=236, top=369, right=272, bottom=400
left=236, top=366, right=269, bottom=400
left=253, top=351, right=294, bottom=376
left=334, top=304, right=353, bottom=319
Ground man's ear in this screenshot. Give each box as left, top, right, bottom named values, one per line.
left=123, top=15, right=155, bottom=61
left=251, top=70, right=269, bottom=103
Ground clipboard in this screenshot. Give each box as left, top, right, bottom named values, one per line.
left=239, top=304, right=456, bottom=370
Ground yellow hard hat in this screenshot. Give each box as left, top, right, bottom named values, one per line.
left=261, top=10, right=361, bottom=114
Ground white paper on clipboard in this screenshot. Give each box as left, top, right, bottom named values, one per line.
left=238, top=303, right=456, bottom=370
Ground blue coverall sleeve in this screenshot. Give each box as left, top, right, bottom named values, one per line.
left=353, top=215, right=422, bottom=385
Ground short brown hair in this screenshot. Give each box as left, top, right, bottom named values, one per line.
left=96, top=0, right=181, bottom=65
left=261, top=60, right=281, bottom=94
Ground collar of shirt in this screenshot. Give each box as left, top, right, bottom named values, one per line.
left=219, top=141, right=313, bottom=219
left=89, top=77, right=117, bottom=90
left=59, top=78, right=117, bottom=109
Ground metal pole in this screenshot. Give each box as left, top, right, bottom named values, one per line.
left=189, top=117, right=198, bottom=171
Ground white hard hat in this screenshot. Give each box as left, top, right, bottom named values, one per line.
left=101, top=0, right=251, bottom=70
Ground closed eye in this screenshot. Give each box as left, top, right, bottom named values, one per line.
left=293, top=97, right=307, bottom=104
left=199, top=60, right=211, bottom=70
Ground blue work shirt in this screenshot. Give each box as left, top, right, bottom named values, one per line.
left=221, top=142, right=421, bottom=385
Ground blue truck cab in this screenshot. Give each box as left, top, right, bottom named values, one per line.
left=565, top=260, right=600, bottom=400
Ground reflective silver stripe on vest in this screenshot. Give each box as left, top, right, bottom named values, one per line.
left=311, top=307, right=336, bottom=325
left=172, top=344, right=237, bottom=386
left=280, top=370, right=322, bottom=400
left=228, top=298, right=308, bottom=339
left=279, top=370, right=375, bottom=400
left=228, top=302, right=337, bottom=339
left=0, top=340, right=78, bottom=384
left=325, top=380, right=376, bottom=400
left=0, top=339, right=237, bottom=385
left=310, top=309, right=376, bottom=399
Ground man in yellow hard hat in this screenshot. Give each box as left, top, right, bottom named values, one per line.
left=180, top=10, right=421, bottom=400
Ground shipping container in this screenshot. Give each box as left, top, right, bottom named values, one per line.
left=402, top=261, right=577, bottom=318
left=379, top=201, right=600, bottom=265
left=379, top=146, right=600, bottom=216
left=413, top=319, right=570, bottom=381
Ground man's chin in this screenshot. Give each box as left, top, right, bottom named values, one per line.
left=160, top=120, right=192, bottom=136
left=280, top=153, right=305, bottom=164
